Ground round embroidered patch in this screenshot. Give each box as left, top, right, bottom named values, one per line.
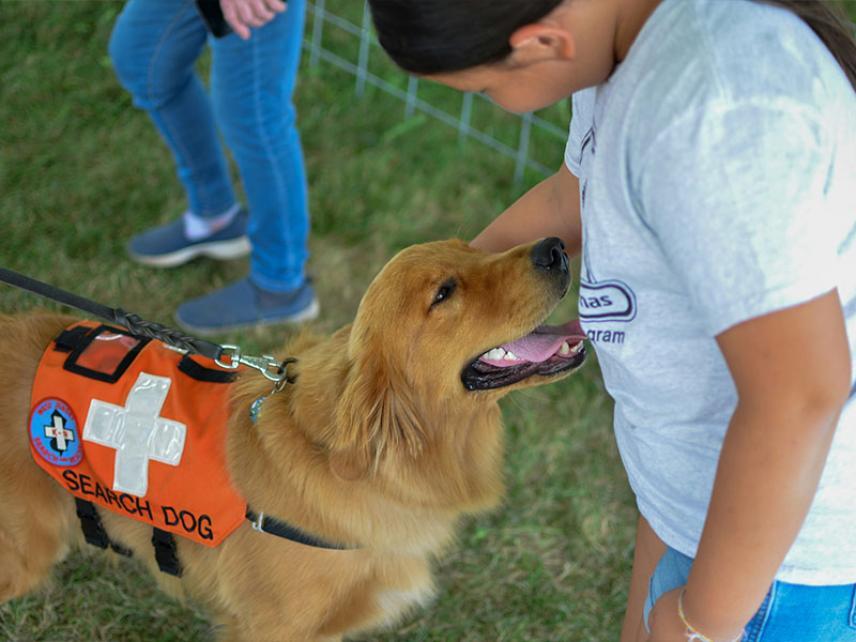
left=29, top=397, right=82, bottom=467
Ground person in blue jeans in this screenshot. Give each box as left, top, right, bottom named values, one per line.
left=109, top=0, right=317, bottom=334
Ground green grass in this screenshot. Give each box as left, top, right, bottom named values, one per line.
left=1, top=2, right=631, bottom=640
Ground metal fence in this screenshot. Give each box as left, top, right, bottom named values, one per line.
left=303, top=0, right=569, bottom=182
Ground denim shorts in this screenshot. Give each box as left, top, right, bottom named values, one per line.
left=643, top=547, right=856, bottom=641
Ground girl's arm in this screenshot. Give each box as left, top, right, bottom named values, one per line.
left=470, top=164, right=582, bottom=254
left=647, top=289, right=852, bottom=641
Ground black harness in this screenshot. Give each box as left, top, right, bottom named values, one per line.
left=74, top=503, right=348, bottom=577
left=75, top=501, right=348, bottom=578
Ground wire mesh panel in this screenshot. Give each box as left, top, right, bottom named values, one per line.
left=304, top=0, right=570, bottom=182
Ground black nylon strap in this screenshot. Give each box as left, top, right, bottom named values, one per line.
left=151, top=528, right=183, bottom=576
left=75, top=498, right=110, bottom=549
left=54, top=325, right=92, bottom=353
left=74, top=499, right=133, bottom=557
left=178, top=354, right=237, bottom=383
left=0, top=267, right=223, bottom=360
left=245, top=509, right=351, bottom=550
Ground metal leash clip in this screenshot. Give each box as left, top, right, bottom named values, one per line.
left=246, top=357, right=298, bottom=423
left=215, top=344, right=292, bottom=383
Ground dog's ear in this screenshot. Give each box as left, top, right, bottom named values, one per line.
left=330, top=348, right=426, bottom=481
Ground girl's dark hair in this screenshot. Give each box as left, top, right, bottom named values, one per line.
left=368, top=0, right=856, bottom=90
left=368, top=0, right=562, bottom=74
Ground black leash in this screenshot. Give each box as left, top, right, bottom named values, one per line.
left=0, top=267, right=223, bottom=360
left=0, top=266, right=292, bottom=382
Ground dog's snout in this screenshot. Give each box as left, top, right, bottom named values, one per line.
left=531, top=237, right=568, bottom=275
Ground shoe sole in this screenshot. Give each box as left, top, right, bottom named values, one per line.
left=174, top=298, right=320, bottom=337
left=129, top=236, right=251, bottom=268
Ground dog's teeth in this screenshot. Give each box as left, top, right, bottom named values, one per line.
left=504, top=351, right=519, bottom=361
left=571, top=342, right=584, bottom=354
left=559, top=341, right=570, bottom=355
left=485, top=348, right=505, bottom=360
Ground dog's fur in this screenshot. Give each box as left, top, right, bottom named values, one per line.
left=0, top=239, right=580, bottom=641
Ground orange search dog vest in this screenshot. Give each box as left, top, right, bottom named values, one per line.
left=28, top=322, right=246, bottom=547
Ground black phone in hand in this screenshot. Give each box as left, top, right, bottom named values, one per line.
left=195, top=0, right=232, bottom=38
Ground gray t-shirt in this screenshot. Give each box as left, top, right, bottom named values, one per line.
left=564, top=0, right=856, bottom=583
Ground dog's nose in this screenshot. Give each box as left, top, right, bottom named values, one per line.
left=531, top=237, right=568, bottom=275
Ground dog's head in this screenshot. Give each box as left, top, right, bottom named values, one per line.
left=327, top=238, right=586, bottom=480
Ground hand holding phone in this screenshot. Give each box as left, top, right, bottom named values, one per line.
left=195, top=0, right=232, bottom=38
left=219, top=0, right=287, bottom=40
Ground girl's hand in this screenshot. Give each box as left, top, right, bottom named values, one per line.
left=645, top=587, right=688, bottom=642
left=220, top=0, right=286, bottom=40
left=646, top=587, right=746, bottom=642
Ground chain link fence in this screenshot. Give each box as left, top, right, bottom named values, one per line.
left=303, top=0, right=569, bottom=182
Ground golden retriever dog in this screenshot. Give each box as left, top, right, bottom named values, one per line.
left=0, top=238, right=585, bottom=641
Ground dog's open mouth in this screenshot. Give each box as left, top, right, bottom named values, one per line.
left=462, top=320, right=587, bottom=391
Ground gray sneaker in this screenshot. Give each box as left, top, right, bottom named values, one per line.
left=175, top=277, right=320, bottom=336
left=127, top=210, right=251, bottom=268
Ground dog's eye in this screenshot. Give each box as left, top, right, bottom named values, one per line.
left=431, top=279, right=457, bottom=307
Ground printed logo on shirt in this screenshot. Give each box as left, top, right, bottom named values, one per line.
left=579, top=279, right=637, bottom=323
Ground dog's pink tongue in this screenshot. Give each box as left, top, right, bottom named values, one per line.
left=500, top=320, right=586, bottom=363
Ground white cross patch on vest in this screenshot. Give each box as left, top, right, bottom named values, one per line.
left=83, top=372, right=186, bottom=497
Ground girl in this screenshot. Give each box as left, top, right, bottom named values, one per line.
left=367, top=1, right=856, bottom=640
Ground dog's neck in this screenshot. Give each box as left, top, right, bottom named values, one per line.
left=226, top=326, right=506, bottom=553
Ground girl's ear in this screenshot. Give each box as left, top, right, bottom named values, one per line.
left=508, top=23, right=575, bottom=65
left=329, top=348, right=426, bottom=482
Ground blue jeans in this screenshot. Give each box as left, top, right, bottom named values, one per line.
left=644, top=547, right=856, bottom=641
left=109, top=0, right=309, bottom=292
